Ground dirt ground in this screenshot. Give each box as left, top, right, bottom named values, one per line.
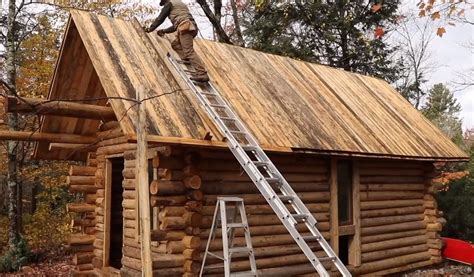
left=396, top=261, right=473, bottom=276
left=0, top=254, right=73, bottom=277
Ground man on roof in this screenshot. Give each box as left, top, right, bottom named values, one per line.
left=145, top=0, right=210, bottom=82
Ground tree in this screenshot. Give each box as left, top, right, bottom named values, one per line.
left=242, top=1, right=403, bottom=82
left=394, top=14, right=436, bottom=108
left=417, top=0, right=473, bottom=37
left=422, top=83, right=463, bottom=145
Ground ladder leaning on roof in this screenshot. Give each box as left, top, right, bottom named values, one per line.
left=167, top=53, right=352, bottom=277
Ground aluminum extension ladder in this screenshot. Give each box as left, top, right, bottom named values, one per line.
left=200, top=197, right=258, bottom=277
left=167, top=53, right=351, bottom=277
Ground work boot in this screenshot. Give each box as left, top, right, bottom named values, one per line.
left=190, top=74, right=210, bottom=83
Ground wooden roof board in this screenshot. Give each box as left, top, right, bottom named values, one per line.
left=34, top=11, right=468, bottom=161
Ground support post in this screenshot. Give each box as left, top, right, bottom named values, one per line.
left=136, top=86, right=153, bottom=276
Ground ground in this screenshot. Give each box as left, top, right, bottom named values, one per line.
left=2, top=254, right=73, bottom=276
left=397, top=261, right=473, bottom=276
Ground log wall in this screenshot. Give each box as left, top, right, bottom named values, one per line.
left=354, top=160, right=444, bottom=276
left=67, top=153, right=99, bottom=277
left=67, top=140, right=445, bottom=277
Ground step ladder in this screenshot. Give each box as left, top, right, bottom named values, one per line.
left=167, top=53, right=352, bottom=277
left=200, top=197, right=258, bottom=277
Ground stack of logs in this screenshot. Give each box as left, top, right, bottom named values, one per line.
left=150, top=149, right=204, bottom=276
left=353, top=160, right=443, bottom=276
left=67, top=154, right=99, bottom=276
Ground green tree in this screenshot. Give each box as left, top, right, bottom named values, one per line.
left=436, top=146, right=474, bottom=242
left=242, top=1, right=402, bottom=82
left=422, top=83, right=463, bottom=145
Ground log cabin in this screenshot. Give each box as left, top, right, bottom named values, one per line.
left=0, top=10, right=469, bottom=277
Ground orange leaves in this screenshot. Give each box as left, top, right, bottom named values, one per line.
left=437, top=26, right=446, bottom=37
left=431, top=11, right=441, bottom=20
left=371, top=3, right=382, bottom=13
left=433, top=170, right=469, bottom=186
left=374, top=26, right=385, bottom=39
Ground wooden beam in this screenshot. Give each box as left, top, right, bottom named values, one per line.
left=127, top=134, right=293, bottom=153
left=136, top=86, right=153, bottom=276
left=48, top=143, right=96, bottom=152
left=329, top=158, right=339, bottom=255
left=6, top=96, right=116, bottom=121
left=0, top=130, right=97, bottom=144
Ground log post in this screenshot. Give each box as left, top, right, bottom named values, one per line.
left=136, top=86, right=153, bottom=276
left=423, top=163, right=443, bottom=264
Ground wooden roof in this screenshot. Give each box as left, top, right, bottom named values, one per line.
left=35, top=10, right=468, bottom=161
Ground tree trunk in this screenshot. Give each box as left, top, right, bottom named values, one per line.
left=6, top=0, right=20, bottom=248
left=196, top=0, right=232, bottom=44
left=229, top=0, right=245, bottom=46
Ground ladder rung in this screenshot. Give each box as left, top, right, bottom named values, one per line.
left=319, top=256, right=337, bottom=263
left=253, top=161, right=269, bottom=167
left=220, top=117, right=235, bottom=121
left=292, top=214, right=308, bottom=222
left=279, top=195, right=294, bottom=202
left=230, top=271, right=257, bottom=277
left=201, top=92, right=217, bottom=96
left=302, top=235, right=321, bottom=242
left=230, top=130, right=247, bottom=135
left=227, top=223, right=247, bottom=228
left=210, top=104, right=227, bottom=108
left=264, top=178, right=280, bottom=184
left=229, top=247, right=252, bottom=254
left=241, top=145, right=258, bottom=152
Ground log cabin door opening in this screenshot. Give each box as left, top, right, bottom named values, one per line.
left=105, top=158, right=125, bottom=270
left=330, top=159, right=361, bottom=267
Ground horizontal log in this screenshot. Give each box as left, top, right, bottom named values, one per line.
left=361, top=199, right=424, bottom=210
left=182, top=236, right=200, bottom=249
left=121, top=258, right=184, bottom=276
left=6, top=96, right=116, bottom=120
left=69, top=166, right=96, bottom=176
left=71, top=219, right=96, bottom=228
left=361, top=214, right=424, bottom=227
left=70, top=185, right=97, bottom=194
left=360, top=191, right=424, bottom=201
left=73, top=252, right=95, bottom=265
left=75, top=263, right=94, bottom=271
left=68, top=244, right=95, bottom=253
left=201, top=181, right=329, bottom=194
left=151, top=195, right=187, bottom=206
left=203, top=192, right=329, bottom=205
left=201, top=203, right=329, bottom=216
left=362, top=244, right=429, bottom=263
left=362, top=235, right=428, bottom=253
left=361, top=206, right=424, bottom=218
left=362, top=221, right=426, bottom=236
left=360, top=176, right=424, bottom=184
left=69, top=234, right=95, bottom=246
left=351, top=252, right=431, bottom=275
left=96, top=143, right=136, bottom=155
left=361, top=229, right=426, bottom=244
left=201, top=213, right=328, bottom=228
left=200, top=170, right=327, bottom=182
left=359, top=168, right=425, bottom=176
left=200, top=223, right=330, bottom=239
left=67, top=203, right=96, bottom=213
left=0, top=130, right=97, bottom=144
left=122, top=246, right=185, bottom=268
left=98, top=121, right=120, bottom=131
left=360, top=183, right=425, bottom=191
left=197, top=158, right=327, bottom=173
left=152, top=156, right=185, bottom=169
left=150, top=180, right=186, bottom=196
left=183, top=175, right=201, bottom=189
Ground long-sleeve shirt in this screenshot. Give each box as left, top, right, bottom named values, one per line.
left=147, top=2, right=176, bottom=33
